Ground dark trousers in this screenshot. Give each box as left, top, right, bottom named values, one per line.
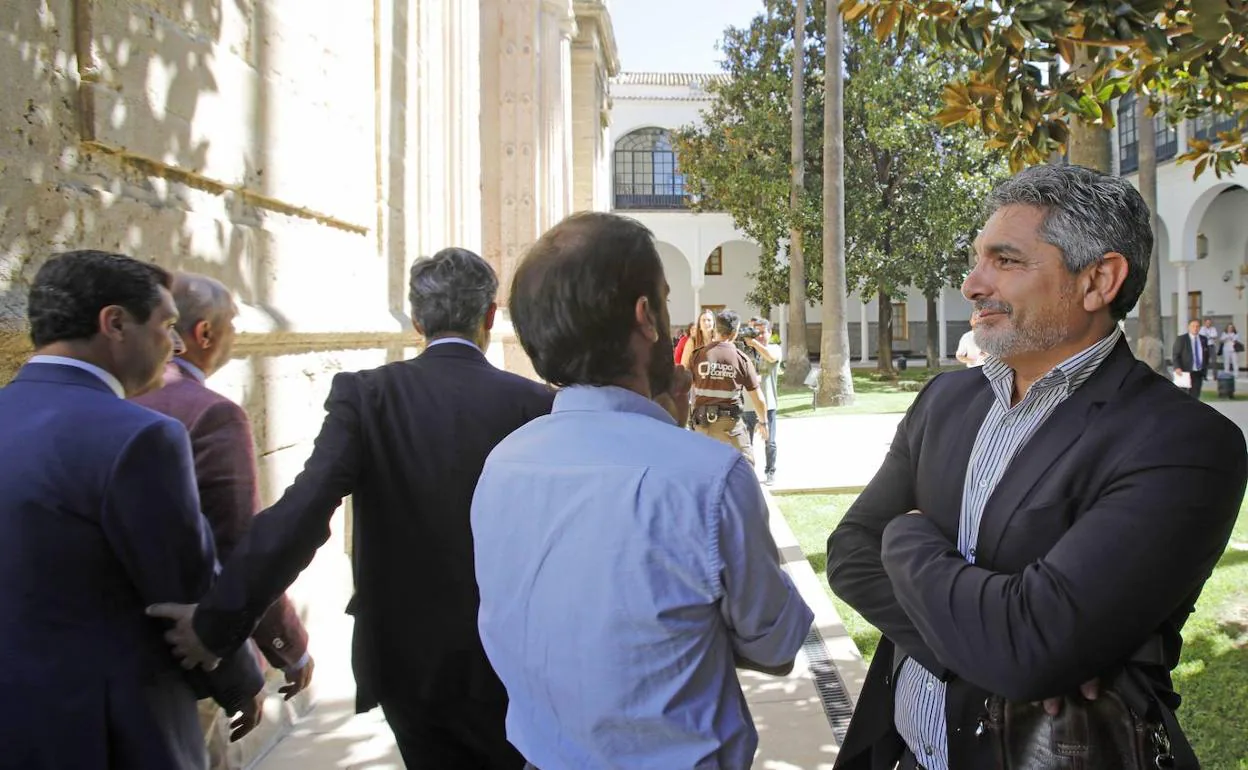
left=742, top=408, right=777, bottom=474
left=380, top=696, right=524, bottom=770
left=1189, top=368, right=1206, bottom=399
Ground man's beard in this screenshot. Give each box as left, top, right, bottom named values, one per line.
left=973, top=296, right=1071, bottom=360
left=648, top=332, right=676, bottom=396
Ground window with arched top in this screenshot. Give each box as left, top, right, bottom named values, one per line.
left=704, top=247, right=723, bottom=275
left=614, top=128, right=688, bottom=210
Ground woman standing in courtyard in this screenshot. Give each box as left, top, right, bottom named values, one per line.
left=1222, top=323, right=1241, bottom=374
left=679, top=308, right=716, bottom=370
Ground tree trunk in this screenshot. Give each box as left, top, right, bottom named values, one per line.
left=1136, top=96, right=1165, bottom=372
left=925, top=292, right=940, bottom=369
left=1066, top=48, right=1111, bottom=172
left=784, top=0, right=811, bottom=386
left=815, top=0, right=854, bottom=406
left=877, top=290, right=894, bottom=375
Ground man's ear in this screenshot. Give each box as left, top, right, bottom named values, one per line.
left=98, top=305, right=127, bottom=342
left=194, top=319, right=212, bottom=349
left=483, top=302, right=498, bottom=333
left=635, top=297, right=659, bottom=343
left=1083, top=252, right=1129, bottom=313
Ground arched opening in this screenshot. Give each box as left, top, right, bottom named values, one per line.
left=613, top=128, right=687, bottom=210
left=1185, top=185, right=1248, bottom=332
left=655, top=240, right=695, bottom=328
left=698, top=240, right=763, bottom=318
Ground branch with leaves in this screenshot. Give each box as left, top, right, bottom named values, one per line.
left=841, top=0, right=1248, bottom=177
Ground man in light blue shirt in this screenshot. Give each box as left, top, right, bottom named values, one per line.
left=472, top=212, right=814, bottom=770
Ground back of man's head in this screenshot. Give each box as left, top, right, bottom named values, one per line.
left=27, top=250, right=171, bottom=349
left=715, top=310, right=739, bottom=338
left=408, top=248, right=498, bottom=339
left=171, top=273, right=233, bottom=340
left=510, top=212, right=665, bottom=387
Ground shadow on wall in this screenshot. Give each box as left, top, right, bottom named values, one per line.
left=0, top=0, right=298, bottom=383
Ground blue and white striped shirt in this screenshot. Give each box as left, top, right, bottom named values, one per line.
left=893, top=328, right=1122, bottom=769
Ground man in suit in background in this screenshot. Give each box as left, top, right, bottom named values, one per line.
left=134, top=273, right=313, bottom=769
left=151, top=248, right=555, bottom=769
left=0, top=251, right=265, bottom=769
left=1173, top=318, right=1208, bottom=398
left=827, top=166, right=1245, bottom=770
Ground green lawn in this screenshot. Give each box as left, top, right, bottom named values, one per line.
left=777, top=494, right=1248, bottom=769
left=776, top=366, right=962, bottom=418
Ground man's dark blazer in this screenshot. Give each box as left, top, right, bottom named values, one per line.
left=0, top=362, right=264, bottom=770
left=133, top=360, right=309, bottom=670
left=827, top=338, right=1246, bottom=770
left=1173, top=332, right=1209, bottom=387
left=190, top=342, right=555, bottom=713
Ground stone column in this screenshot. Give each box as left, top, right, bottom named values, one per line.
left=480, top=0, right=542, bottom=374
left=860, top=298, right=871, bottom=363
left=559, top=9, right=577, bottom=216
left=1176, top=260, right=1190, bottom=337
left=937, top=290, right=948, bottom=364
left=537, top=0, right=574, bottom=231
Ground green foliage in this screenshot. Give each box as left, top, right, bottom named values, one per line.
left=673, top=2, right=1004, bottom=309
left=674, top=0, right=827, bottom=311
left=841, top=0, right=1248, bottom=178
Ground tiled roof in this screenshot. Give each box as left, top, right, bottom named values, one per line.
left=612, top=72, right=730, bottom=87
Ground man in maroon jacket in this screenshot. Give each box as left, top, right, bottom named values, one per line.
left=134, top=272, right=312, bottom=768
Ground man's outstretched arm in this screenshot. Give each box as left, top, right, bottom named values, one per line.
left=151, top=373, right=365, bottom=666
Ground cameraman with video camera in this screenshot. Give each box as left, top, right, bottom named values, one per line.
left=689, top=310, right=769, bottom=466
left=741, top=318, right=780, bottom=485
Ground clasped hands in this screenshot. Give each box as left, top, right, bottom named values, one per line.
left=902, top=509, right=1100, bottom=716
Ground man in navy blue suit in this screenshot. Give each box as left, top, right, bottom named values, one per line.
left=0, top=251, right=265, bottom=769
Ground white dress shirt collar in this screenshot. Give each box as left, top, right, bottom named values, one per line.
left=28, top=355, right=125, bottom=398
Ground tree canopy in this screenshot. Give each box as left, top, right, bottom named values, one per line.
left=673, top=2, right=1003, bottom=312
left=840, top=0, right=1248, bottom=177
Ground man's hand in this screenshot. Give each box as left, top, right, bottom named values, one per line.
left=659, top=366, right=693, bottom=428
left=280, top=656, right=315, bottom=700
left=230, top=692, right=265, bottom=742
left=146, top=602, right=221, bottom=671
left=1174, top=368, right=1184, bottom=374
left=1039, top=678, right=1099, bottom=716
left=756, top=419, right=769, bottom=443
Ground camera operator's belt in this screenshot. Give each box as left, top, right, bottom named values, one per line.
left=693, top=404, right=741, bottom=424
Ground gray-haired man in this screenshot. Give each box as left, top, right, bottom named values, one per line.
left=828, top=164, right=1246, bottom=770
left=149, top=249, right=555, bottom=768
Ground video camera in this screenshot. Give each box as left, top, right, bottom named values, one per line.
left=738, top=324, right=760, bottom=340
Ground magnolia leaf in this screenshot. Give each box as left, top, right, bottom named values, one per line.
left=877, top=5, right=901, bottom=43
left=841, top=1, right=871, bottom=23
left=933, top=104, right=975, bottom=126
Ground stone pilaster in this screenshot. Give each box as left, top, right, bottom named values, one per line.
left=571, top=1, right=620, bottom=213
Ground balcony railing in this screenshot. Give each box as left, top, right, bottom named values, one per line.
left=613, top=192, right=689, bottom=210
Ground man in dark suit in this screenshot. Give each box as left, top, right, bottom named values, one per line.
left=133, top=273, right=313, bottom=768
left=826, top=166, right=1246, bottom=770
left=1172, top=318, right=1208, bottom=398
left=0, top=251, right=265, bottom=770
left=150, top=248, right=555, bottom=769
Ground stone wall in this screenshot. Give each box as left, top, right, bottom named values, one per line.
left=0, top=0, right=417, bottom=760
left=2, top=3, right=618, bottom=755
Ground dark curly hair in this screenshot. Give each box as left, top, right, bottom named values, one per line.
left=27, top=250, right=171, bottom=348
